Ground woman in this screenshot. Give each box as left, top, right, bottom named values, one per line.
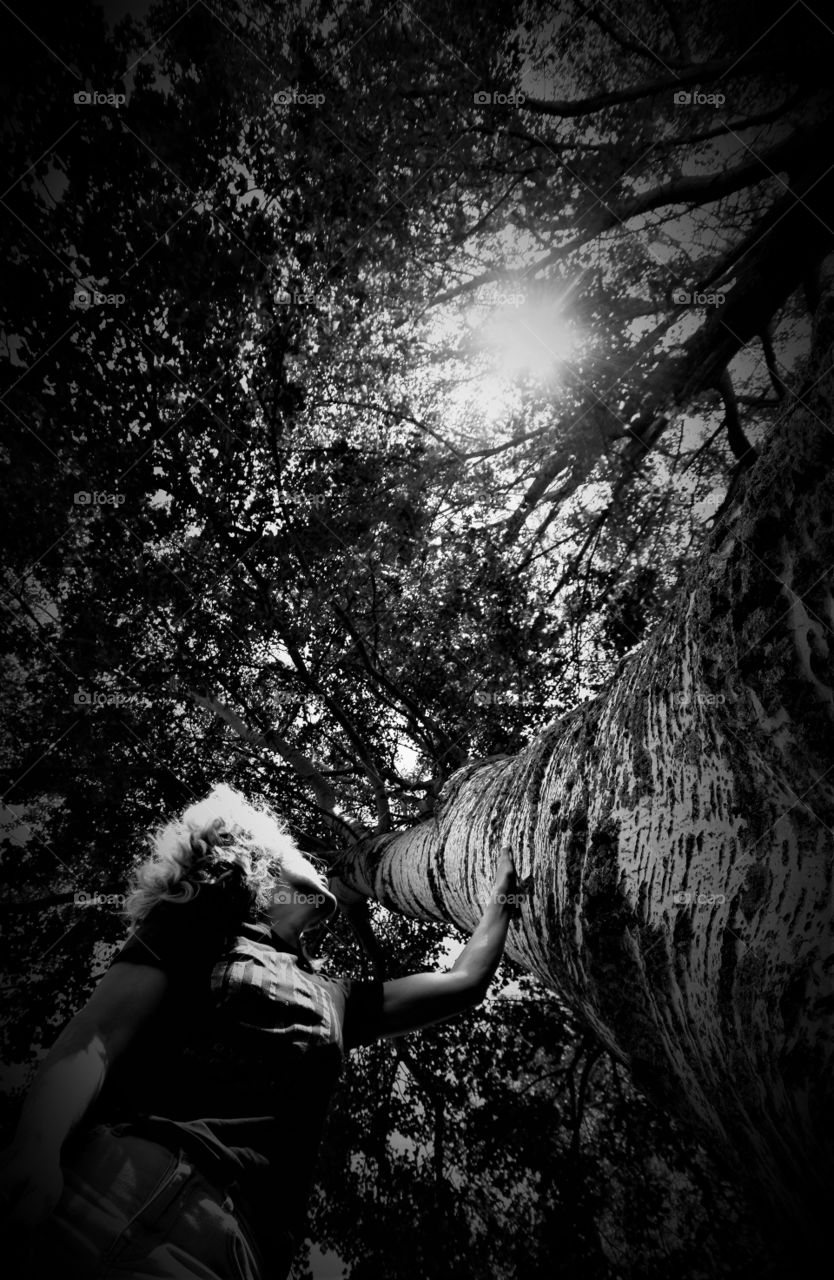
left=0, top=784, right=521, bottom=1278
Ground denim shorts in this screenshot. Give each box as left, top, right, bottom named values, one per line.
left=22, top=1123, right=279, bottom=1279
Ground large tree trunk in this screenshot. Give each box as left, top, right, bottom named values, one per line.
left=336, top=279, right=834, bottom=1268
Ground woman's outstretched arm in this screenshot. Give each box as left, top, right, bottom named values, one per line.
left=375, top=845, right=524, bottom=1038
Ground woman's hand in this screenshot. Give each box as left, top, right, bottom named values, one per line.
left=0, top=1138, right=64, bottom=1237
left=491, top=844, right=532, bottom=916
left=492, top=844, right=517, bottom=895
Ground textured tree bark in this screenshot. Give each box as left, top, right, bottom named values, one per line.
left=335, top=282, right=834, bottom=1265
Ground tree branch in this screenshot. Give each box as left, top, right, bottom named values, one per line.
left=717, top=368, right=757, bottom=466
left=188, top=688, right=368, bottom=839
left=520, top=53, right=774, bottom=119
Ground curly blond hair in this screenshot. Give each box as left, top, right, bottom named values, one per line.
left=123, top=783, right=310, bottom=926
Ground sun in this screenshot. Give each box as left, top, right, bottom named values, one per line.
left=431, top=290, right=585, bottom=433
left=473, top=298, right=580, bottom=382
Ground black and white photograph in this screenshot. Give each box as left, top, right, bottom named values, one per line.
left=1, top=2, right=833, bottom=1277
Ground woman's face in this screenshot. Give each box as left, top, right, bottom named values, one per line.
left=274, top=855, right=338, bottom=919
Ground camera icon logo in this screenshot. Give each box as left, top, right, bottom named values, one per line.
left=273, top=889, right=293, bottom=905
left=74, top=91, right=92, bottom=105
left=74, top=288, right=91, bottom=309
left=473, top=91, right=491, bottom=104
left=74, top=491, right=92, bottom=504
left=673, top=90, right=692, bottom=105
left=274, top=90, right=292, bottom=105
left=74, top=689, right=92, bottom=705
left=673, top=890, right=692, bottom=906
left=672, top=288, right=691, bottom=305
